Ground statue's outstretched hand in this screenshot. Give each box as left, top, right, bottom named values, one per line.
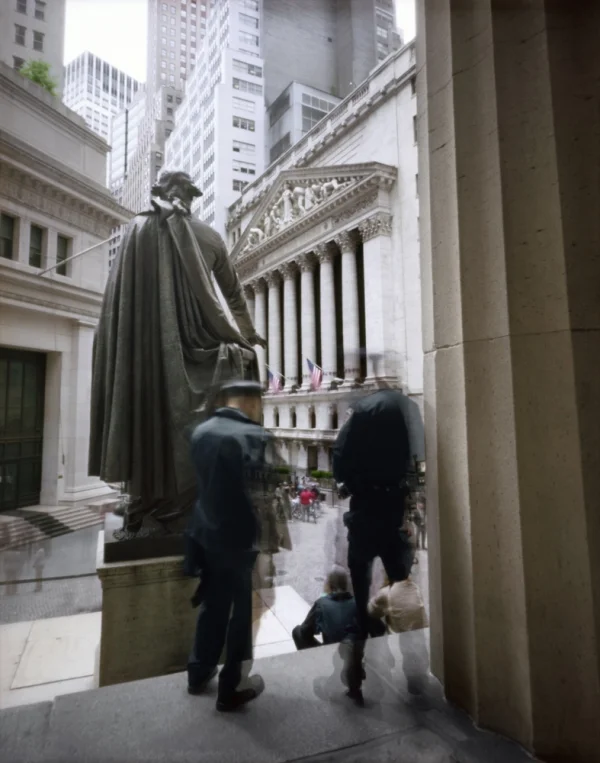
left=249, top=333, right=267, bottom=349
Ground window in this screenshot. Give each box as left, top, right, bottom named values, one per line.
left=233, top=159, right=255, bottom=175
left=269, top=92, right=290, bottom=126
left=170, top=4, right=175, bottom=11
left=413, top=115, right=417, bottom=143
left=232, top=77, right=262, bottom=95
left=56, top=235, right=70, bottom=276
left=15, top=24, right=26, bottom=45
left=16, top=0, right=27, bottom=13
left=29, top=225, right=44, bottom=267
left=232, top=115, right=255, bottom=132
left=169, top=74, right=175, bottom=82
left=13, top=56, right=25, bottom=70
left=233, top=96, right=254, bottom=113
left=169, top=39, right=175, bottom=47
left=410, top=76, right=416, bottom=96
left=415, top=173, right=419, bottom=197
left=233, top=139, right=255, bottom=155
left=161, top=61, right=166, bottom=68
left=377, top=26, right=387, bottom=39
left=161, top=25, right=166, bottom=32
left=167, top=94, right=173, bottom=102
left=0, top=213, right=15, bottom=260
left=169, top=63, right=175, bottom=70
left=161, top=2, right=167, bottom=9
left=270, top=132, right=291, bottom=163
left=239, top=31, right=259, bottom=47
left=233, top=59, right=262, bottom=77
left=33, top=30, right=44, bottom=51
left=240, top=0, right=258, bottom=10
left=34, top=0, right=45, bottom=20
left=239, top=12, right=258, bottom=28
left=161, top=36, right=166, bottom=43
left=160, top=72, right=166, bottom=81
left=302, top=105, right=328, bottom=133
left=233, top=179, right=248, bottom=192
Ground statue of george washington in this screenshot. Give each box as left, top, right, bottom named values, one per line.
left=89, top=171, right=266, bottom=538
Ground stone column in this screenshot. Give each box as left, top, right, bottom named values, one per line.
left=359, top=213, right=394, bottom=383
left=266, top=270, right=282, bottom=382
left=281, top=261, right=298, bottom=389
left=62, top=321, right=113, bottom=503
left=335, top=231, right=360, bottom=383
left=298, top=253, right=316, bottom=389
left=315, top=243, right=337, bottom=383
left=419, top=1, right=600, bottom=759
left=243, top=283, right=255, bottom=325
left=252, top=278, right=267, bottom=385
left=16, top=217, right=30, bottom=265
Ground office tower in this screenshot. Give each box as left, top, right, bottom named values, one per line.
left=121, top=0, right=208, bottom=218
left=63, top=52, right=142, bottom=142
left=164, top=0, right=401, bottom=235
left=0, top=0, right=66, bottom=94
left=146, top=0, right=208, bottom=97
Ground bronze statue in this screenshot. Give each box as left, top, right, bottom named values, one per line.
left=89, top=171, right=266, bottom=537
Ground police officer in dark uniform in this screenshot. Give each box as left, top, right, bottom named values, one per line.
left=186, top=380, right=274, bottom=711
left=333, top=388, right=414, bottom=701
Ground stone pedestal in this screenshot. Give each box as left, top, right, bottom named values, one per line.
left=96, top=531, right=197, bottom=687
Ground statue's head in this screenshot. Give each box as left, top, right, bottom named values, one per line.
left=151, top=171, right=203, bottom=208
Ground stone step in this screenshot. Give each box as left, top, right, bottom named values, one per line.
left=0, top=508, right=103, bottom=551
left=0, top=633, right=535, bottom=763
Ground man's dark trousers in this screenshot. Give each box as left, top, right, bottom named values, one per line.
left=188, top=548, right=258, bottom=699
left=343, top=492, right=412, bottom=690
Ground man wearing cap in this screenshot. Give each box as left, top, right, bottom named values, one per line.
left=186, top=380, right=274, bottom=711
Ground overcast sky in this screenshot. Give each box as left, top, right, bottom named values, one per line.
left=64, top=0, right=416, bottom=84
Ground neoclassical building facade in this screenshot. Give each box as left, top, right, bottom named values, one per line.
left=0, top=64, right=129, bottom=511
left=226, top=42, right=420, bottom=473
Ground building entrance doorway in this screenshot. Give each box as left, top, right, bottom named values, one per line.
left=0, top=348, right=46, bottom=511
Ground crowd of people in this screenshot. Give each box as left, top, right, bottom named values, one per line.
left=273, top=478, right=325, bottom=523
left=184, top=380, right=429, bottom=711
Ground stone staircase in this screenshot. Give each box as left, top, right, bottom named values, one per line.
left=0, top=634, right=535, bottom=763
left=0, top=500, right=118, bottom=552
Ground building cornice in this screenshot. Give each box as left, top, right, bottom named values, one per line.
left=231, top=163, right=396, bottom=272
left=0, top=64, right=109, bottom=153
left=0, top=261, right=103, bottom=320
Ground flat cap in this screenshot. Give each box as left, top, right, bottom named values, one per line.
left=219, top=379, right=263, bottom=398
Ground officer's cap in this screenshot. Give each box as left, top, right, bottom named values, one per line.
left=219, top=379, right=263, bottom=398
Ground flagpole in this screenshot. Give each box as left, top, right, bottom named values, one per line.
left=36, top=236, right=114, bottom=276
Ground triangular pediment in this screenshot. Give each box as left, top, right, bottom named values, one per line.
left=230, top=162, right=396, bottom=261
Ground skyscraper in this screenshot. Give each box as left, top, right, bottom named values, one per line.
left=146, top=0, right=208, bottom=96
left=120, top=0, right=208, bottom=217
left=63, top=52, right=142, bottom=142
left=164, top=0, right=401, bottom=235
left=0, top=0, right=66, bottom=94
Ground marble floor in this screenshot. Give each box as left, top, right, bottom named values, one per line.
left=0, top=584, right=312, bottom=710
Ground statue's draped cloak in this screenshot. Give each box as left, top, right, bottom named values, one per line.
left=89, top=203, right=258, bottom=506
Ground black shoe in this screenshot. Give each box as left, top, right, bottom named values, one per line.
left=216, top=675, right=264, bottom=712
left=346, top=687, right=364, bottom=706
left=187, top=667, right=218, bottom=695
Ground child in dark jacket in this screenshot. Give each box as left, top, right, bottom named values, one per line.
left=292, top=566, right=357, bottom=649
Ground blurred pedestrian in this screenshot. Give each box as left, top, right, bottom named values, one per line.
left=333, top=388, right=413, bottom=702
left=32, top=545, right=46, bottom=592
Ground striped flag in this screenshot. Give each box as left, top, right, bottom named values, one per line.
left=267, top=368, right=283, bottom=393
left=306, top=358, right=323, bottom=390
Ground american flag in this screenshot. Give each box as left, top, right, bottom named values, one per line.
left=306, top=358, right=323, bottom=390
left=267, top=368, right=282, bottom=393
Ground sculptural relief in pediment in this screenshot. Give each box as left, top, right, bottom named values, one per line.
left=243, top=176, right=357, bottom=253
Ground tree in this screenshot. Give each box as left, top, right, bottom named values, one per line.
left=18, top=60, right=57, bottom=96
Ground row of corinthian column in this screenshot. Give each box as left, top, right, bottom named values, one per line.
left=243, top=213, right=393, bottom=390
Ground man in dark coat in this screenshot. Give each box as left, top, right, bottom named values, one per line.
left=333, top=388, right=414, bottom=701
left=88, top=171, right=266, bottom=532
left=186, top=380, right=275, bottom=711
